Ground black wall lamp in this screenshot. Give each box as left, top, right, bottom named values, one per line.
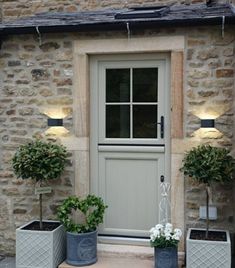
left=47, top=118, right=63, bottom=127
left=201, top=119, right=215, bottom=128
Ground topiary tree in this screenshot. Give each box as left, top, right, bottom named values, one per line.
left=12, top=139, right=68, bottom=230
left=180, top=145, right=235, bottom=239
left=57, top=195, right=108, bottom=233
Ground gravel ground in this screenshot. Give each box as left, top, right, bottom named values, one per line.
left=0, top=256, right=15, bottom=268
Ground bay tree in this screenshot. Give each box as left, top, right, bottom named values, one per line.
left=12, top=139, right=68, bottom=230
left=181, top=145, right=235, bottom=239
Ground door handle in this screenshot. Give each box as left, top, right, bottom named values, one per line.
left=157, top=116, right=164, bottom=139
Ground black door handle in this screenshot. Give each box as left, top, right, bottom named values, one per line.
left=157, top=116, right=164, bottom=139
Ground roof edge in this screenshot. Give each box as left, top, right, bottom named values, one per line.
left=0, top=16, right=235, bottom=36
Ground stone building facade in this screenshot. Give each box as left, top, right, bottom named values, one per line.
left=0, top=0, right=234, bottom=258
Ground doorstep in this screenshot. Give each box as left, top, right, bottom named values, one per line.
left=59, top=244, right=185, bottom=268
left=59, top=257, right=153, bottom=268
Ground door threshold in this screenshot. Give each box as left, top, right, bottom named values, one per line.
left=98, top=242, right=153, bottom=260
left=98, top=235, right=150, bottom=246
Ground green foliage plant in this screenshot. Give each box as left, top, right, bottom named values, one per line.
left=57, top=195, right=108, bottom=233
left=181, top=145, right=235, bottom=238
left=12, top=139, right=68, bottom=229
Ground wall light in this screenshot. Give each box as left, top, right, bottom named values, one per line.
left=47, top=118, right=63, bottom=127
left=201, top=119, right=215, bottom=128
left=46, top=118, right=69, bottom=136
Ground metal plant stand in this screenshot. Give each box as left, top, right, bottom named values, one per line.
left=159, top=179, right=171, bottom=225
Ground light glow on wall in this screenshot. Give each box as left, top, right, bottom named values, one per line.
left=43, top=108, right=68, bottom=119
left=45, top=126, right=69, bottom=136
left=193, top=128, right=223, bottom=139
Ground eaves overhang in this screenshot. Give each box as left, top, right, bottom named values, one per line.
left=0, top=3, right=234, bottom=36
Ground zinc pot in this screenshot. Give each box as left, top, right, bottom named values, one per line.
left=154, top=247, right=178, bottom=268
left=16, top=220, right=66, bottom=268
left=186, top=228, right=231, bottom=268
left=66, top=229, right=97, bottom=266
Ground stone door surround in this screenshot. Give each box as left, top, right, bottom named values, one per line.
left=62, top=35, right=185, bottom=250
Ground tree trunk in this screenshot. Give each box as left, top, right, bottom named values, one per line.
left=205, top=185, right=210, bottom=239
left=39, top=193, right=43, bottom=230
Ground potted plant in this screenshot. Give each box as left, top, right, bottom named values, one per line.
left=181, top=144, right=235, bottom=268
left=12, top=139, right=68, bottom=268
left=57, top=195, right=107, bottom=266
left=150, top=223, right=182, bottom=268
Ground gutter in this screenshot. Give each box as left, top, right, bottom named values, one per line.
left=0, top=14, right=234, bottom=36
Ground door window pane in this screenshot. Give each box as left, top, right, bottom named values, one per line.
left=133, top=68, right=158, bottom=102
left=133, top=105, right=157, bottom=138
left=106, top=105, right=130, bottom=138
left=106, top=69, right=130, bottom=102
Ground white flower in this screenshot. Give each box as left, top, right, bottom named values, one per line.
left=172, top=234, right=180, bottom=240
left=164, top=230, right=171, bottom=237
left=165, top=223, right=173, bottom=232
left=150, top=228, right=161, bottom=242
left=155, top=224, right=164, bottom=231
left=174, top=228, right=182, bottom=237
left=153, top=229, right=160, bottom=237
left=150, top=234, right=156, bottom=242
left=165, top=229, right=171, bottom=235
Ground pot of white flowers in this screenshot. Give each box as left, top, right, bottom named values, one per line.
left=150, top=223, right=182, bottom=268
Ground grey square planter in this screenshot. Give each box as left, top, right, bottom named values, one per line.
left=16, top=220, right=65, bottom=268
left=186, top=228, right=231, bottom=268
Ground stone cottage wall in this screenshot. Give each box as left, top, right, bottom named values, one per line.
left=0, top=0, right=233, bottom=21
left=185, top=26, right=235, bottom=231
left=0, top=34, right=75, bottom=254
left=0, top=25, right=234, bottom=255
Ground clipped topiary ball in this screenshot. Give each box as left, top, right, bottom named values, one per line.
left=12, top=139, right=68, bottom=182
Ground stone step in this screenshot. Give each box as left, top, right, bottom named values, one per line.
left=59, top=257, right=153, bottom=268
left=59, top=244, right=185, bottom=268
left=98, top=244, right=153, bottom=259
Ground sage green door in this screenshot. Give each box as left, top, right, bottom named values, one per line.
left=90, top=54, right=170, bottom=239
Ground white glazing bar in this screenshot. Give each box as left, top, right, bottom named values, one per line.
left=106, top=102, right=158, bottom=105
left=105, top=102, right=132, bottom=105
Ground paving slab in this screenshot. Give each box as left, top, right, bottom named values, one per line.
left=0, top=257, right=15, bottom=268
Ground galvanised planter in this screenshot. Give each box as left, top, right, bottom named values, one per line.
left=186, top=228, right=231, bottom=268
left=154, top=247, right=178, bottom=268
left=66, top=230, right=97, bottom=266
left=16, top=220, right=66, bottom=268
